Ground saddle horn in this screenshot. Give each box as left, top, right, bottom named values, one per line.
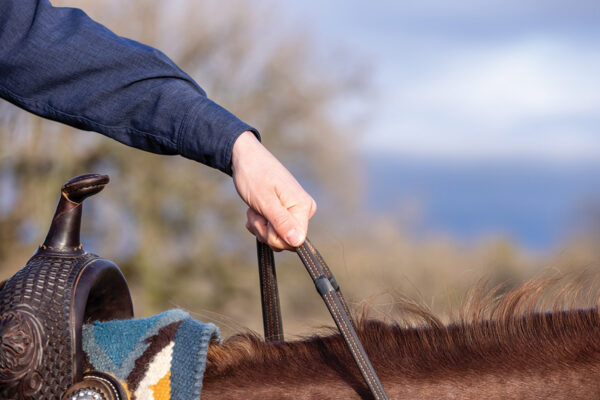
left=0, top=174, right=132, bottom=399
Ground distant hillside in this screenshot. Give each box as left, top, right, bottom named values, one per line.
left=364, top=155, right=600, bottom=250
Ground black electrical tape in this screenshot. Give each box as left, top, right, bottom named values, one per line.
left=315, top=275, right=335, bottom=296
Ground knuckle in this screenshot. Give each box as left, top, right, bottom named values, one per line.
left=309, top=198, right=317, bottom=215
left=271, top=212, right=291, bottom=229
left=251, top=220, right=262, bottom=232
left=254, top=223, right=268, bottom=239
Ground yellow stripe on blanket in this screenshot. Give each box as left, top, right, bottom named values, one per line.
left=151, top=371, right=172, bottom=400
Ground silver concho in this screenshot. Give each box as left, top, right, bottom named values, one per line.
left=65, top=388, right=105, bottom=400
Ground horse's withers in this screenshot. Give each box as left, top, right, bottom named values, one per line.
left=0, top=174, right=132, bottom=400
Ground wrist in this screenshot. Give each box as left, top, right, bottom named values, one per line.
left=232, top=131, right=261, bottom=174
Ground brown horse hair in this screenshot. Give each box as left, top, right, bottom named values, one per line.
left=203, top=275, right=600, bottom=398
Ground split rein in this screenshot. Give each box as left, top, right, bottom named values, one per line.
left=256, top=238, right=390, bottom=400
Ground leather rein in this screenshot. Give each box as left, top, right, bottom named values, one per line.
left=256, top=238, right=390, bottom=400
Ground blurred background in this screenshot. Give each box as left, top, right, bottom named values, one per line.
left=1, top=0, right=599, bottom=337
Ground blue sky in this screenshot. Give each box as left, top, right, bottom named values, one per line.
left=283, top=1, right=600, bottom=162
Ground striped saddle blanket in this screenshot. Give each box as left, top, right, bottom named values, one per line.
left=82, top=309, right=220, bottom=400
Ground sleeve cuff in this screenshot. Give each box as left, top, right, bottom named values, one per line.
left=177, top=98, right=260, bottom=175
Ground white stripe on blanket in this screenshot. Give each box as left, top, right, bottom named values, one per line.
left=134, top=341, right=174, bottom=400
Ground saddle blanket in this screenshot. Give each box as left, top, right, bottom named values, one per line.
left=82, top=309, right=221, bottom=400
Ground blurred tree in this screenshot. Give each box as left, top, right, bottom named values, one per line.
left=0, top=0, right=368, bottom=330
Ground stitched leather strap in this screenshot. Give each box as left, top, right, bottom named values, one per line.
left=256, top=238, right=389, bottom=400
left=256, top=240, right=284, bottom=342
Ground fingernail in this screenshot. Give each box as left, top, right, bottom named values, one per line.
left=286, top=229, right=304, bottom=247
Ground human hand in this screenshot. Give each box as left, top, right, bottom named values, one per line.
left=231, top=131, right=317, bottom=251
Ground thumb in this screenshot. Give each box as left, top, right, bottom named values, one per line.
left=262, top=202, right=306, bottom=247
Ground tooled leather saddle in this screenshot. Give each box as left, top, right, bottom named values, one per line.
left=0, top=174, right=131, bottom=399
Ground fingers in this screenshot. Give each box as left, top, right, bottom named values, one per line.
left=245, top=207, right=267, bottom=240
left=290, top=197, right=318, bottom=233
left=245, top=208, right=291, bottom=251
left=232, top=131, right=317, bottom=251
left=263, top=203, right=304, bottom=247
left=246, top=196, right=315, bottom=251
left=264, top=193, right=317, bottom=247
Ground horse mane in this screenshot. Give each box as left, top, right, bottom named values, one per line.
left=205, top=275, right=600, bottom=382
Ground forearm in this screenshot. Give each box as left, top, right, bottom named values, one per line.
left=0, top=0, right=256, bottom=173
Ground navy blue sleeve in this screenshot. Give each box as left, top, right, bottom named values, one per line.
left=0, top=0, right=258, bottom=174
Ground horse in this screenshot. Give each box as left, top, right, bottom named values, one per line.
left=202, top=278, right=600, bottom=399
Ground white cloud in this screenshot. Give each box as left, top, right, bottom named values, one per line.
left=414, top=39, right=598, bottom=116
left=363, top=37, right=600, bottom=161
left=282, top=1, right=600, bottom=161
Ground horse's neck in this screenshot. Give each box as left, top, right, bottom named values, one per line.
left=391, top=367, right=600, bottom=400
left=201, top=362, right=600, bottom=400
left=202, top=310, right=600, bottom=399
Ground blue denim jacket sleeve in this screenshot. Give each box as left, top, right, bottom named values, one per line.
left=0, top=0, right=258, bottom=174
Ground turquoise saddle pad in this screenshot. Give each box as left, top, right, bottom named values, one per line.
left=82, top=309, right=220, bottom=399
